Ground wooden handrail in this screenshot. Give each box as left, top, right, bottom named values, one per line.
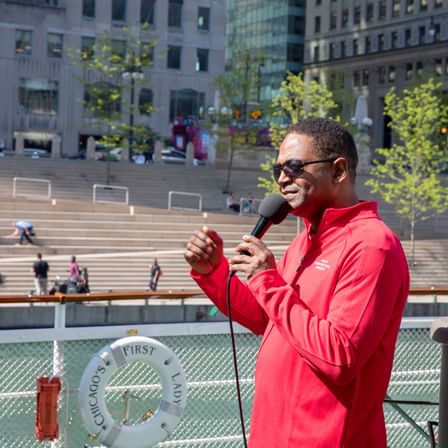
left=0, top=289, right=206, bottom=304
left=0, top=287, right=446, bottom=305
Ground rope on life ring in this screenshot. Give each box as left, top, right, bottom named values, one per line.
left=79, top=336, right=187, bottom=448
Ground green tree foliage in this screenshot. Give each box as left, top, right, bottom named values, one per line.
left=259, top=72, right=339, bottom=194
left=69, top=28, right=156, bottom=155
left=366, top=78, right=448, bottom=265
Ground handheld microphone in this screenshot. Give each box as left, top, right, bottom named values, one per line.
left=237, top=194, right=291, bottom=257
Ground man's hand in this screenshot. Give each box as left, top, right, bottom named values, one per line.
left=184, top=226, right=224, bottom=275
left=229, top=235, right=276, bottom=280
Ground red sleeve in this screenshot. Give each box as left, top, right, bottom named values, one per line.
left=248, top=240, right=409, bottom=385
left=190, top=257, right=269, bottom=335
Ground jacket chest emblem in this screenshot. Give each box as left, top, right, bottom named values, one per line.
left=314, top=259, right=331, bottom=271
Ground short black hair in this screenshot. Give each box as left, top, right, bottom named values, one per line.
left=285, top=118, right=358, bottom=180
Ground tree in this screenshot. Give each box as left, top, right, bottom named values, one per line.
left=259, top=72, right=339, bottom=194
left=211, top=46, right=264, bottom=192
left=366, top=78, right=448, bottom=267
left=69, top=28, right=156, bottom=182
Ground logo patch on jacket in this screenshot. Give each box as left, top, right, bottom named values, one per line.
left=314, top=259, right=331, bottom=271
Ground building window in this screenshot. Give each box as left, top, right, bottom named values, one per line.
left=330, top=11, right=337, bottom=30
left=167, top=45, right=181, bottom=69
left=81, top=36, right=95, bottom=60
left=419, top=0, right=428, bottom=10
left=445, top=58, right=448, bottom=77
left=342, top=9, right=348, bottom=27
left=313, top=46, right=320, bottom=62
left=288, top=16, right=305, bottom=34
left=340, top=41, right=346, bottom=58
left=329, top=43, right=335, bottom=60
left=316, top=0, right=322, bottom=4
left=435, top=0, right=443, bottom=8
left=16, top=30, right=32, bottom=56
left=139, top=88, right=153, bottom=115
left=168, top=0, right=183, bottom=28
left=378, top=34, right=385, bottom=51
left=19, top=78, right=58, bottom=115
left=287, top=43, right=303, bottom=62
left=392, top=0, right=400, bottom=17
left=433, top=23, right=441, bottom=42
left=196, top=48, right=209, bottom=72
left=111, top=40, right=126, bottom=63
left=47, top=33, right=63, bottom=58
left=314, top=16, right=321, bottom=33
left=379, top=67, right=386, bottom=84
left=353, top=39, right=359, bottom=56
left=112, top=0, right=126, bottom=22
left=366, top=3, right=373, bottom=22
left=140, top=0, right=155, bottom=25
left=391, top=31, right=398, bottom=49
left=418, top=26, right=425, bottom=44
left=405, top=63, right=413, bottom=80
left=434, top=59, right=443, bottom=77
left=362, top=69, right=369, bottom=86
left=405, top=29, right=411, bottom=46
left=379, top=0, right=386, bottom=19
left=416, top=61, right=423, bottom=77
left=353, top=70, right=360, bottom=87
left=354, top=4, right=361, bottom=25
left=169, top=88, right=204, bottom=122
left=365, top=36, right=371, bottom=53
left=406, top=0, right=414, bottom=14
left=388, top=66, right=395, bottom=82
left=198, top=7, right=210, bottom=31
left=82, top=0, right=95, bottom=18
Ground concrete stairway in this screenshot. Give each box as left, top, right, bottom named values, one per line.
left=0, top=197, right=298, bottom=295
left=1, top=155, right=446, bottom=239
left=0, top=197, right=446, bottom=297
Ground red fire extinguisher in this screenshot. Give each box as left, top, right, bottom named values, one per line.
left=35, top=376, right=61, bottom=441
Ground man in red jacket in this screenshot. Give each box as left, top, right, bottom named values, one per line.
left=184, top=118, right=409, bottom=447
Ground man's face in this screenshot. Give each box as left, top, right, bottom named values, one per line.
left=276, top=133, right=336, bottom=221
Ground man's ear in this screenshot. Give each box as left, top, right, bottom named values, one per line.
left=332, top=158, right=349, bottom=183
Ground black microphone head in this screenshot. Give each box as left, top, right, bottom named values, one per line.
left=258, top=194, right=291, bottom=225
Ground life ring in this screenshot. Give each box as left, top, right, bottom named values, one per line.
left=79, top=336, right=187, bottom=448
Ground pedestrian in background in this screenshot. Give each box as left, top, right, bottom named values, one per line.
left=10, top=220, right=35, bottom=245
left=32, top=253, right=49, bottom=295
left=149, top=258, right=162, bottom=291
left=68, top=255, right=80, bottom=284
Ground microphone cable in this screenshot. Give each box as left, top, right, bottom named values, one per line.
left=227, top=271, right=248, bottom=448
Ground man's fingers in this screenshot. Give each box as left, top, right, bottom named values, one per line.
left=202, top=226, right=223, bottom=248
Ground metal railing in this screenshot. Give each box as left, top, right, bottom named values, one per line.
left=0, top=288, right=447, bottom=447
left=13, top=177, right=52, bottom=200
left=238, top=197, right=261, bottom=216
left=168, top=191, right=202, bottom=212
left=93, top=184, right=129, bottom=205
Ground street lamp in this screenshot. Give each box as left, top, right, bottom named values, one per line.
left=122, top=59, right=144, bottom=157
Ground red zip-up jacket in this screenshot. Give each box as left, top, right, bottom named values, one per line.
left=191, top=201, right=410, bottom=447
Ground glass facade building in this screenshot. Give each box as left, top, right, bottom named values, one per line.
left=226, top=0, right=306, bottom=101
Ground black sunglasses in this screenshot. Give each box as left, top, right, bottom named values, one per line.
left=272, top=158, right=337, bottom=182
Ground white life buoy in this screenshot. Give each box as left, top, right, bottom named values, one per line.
left=79, top=336, right=187, bottom=448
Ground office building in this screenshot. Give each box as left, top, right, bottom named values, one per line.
left=226, top=0, right=306, bottom=102
left=0, top=0, right=226, bottom=155
left=304, top=0, right=448, bottom=149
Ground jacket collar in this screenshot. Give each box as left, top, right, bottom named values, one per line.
left=303, top=201, right=379, bottom=237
